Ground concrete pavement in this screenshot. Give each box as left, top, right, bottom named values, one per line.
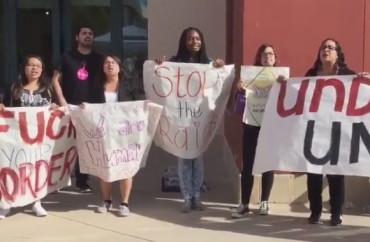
left=1, top=144, right=370, bottom=242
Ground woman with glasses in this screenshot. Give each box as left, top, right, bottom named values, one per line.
left=304, top=38, right=355, bottom=226
left=232, top=43, right=278, bottom=218
left=0, top=55, right=58, bottom=219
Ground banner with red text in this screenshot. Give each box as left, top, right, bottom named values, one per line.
left=143, top=61, right=235, bottom=159
left=0, top=107, right=76, bottom=209
left=69, top=101, right=163, bottom=182
left=253, top=75, right=370, bottom=176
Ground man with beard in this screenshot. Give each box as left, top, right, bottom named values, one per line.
left=52, top=24, right=102, bottom=193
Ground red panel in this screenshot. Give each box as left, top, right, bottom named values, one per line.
left=243, top=0, right=365, bottom=76
left=364, top=0, right=370, bottom=71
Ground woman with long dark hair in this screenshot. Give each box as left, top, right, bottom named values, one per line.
left=0, top=55, right=58, bottom=219
left=305, top=38, right=355, bottom=226
left=232, top=44, right=278, bottom=218
left=82, top=54, right=139, bottom=217
left=156, top=27, right=224, bottom=213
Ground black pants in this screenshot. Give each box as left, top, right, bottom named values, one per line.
left=307, top=173, right=344, bottom=216
left=241, top=124, right=274, bottom=204
left=75, top=156, right=89, bottom=187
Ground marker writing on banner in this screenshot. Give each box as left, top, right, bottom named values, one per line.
left=0, top=110, right=76, bottom=144
left=0, top=146, right=77, bottom=203
left=277, top=77, right=370, bottom=165
left=152, top=66, right=220, bottom=98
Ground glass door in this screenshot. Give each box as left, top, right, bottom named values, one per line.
left=17, top=0, right=56, bottom=76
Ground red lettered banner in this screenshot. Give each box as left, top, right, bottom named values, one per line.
left=143, top=61, right=235, bottom=159
left=0, top=107, right=76, bottom=209
left=254, top=75, right=370, bottom=176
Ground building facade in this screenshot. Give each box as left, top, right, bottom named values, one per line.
left=0, top=0, right=148, bottom=90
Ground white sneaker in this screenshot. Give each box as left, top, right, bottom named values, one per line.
left=0, top=208, right=10, bottom=220
left=259, top=201, right=269, bottom=215
left=118, top=205, right=130, bottom=217
left=32, top=202, right=48, bottom=217
left=96, top=201, right=112, bottom=213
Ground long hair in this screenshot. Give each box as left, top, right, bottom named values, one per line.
left=11, top=55, right=51, bottom=100
left=312, top=38, right=347, bottom=70
left=254, top=43, right=278, bottom=67
left=95, top=54, right=126, bottom=89
left=172, top=27, right=210, bottom=64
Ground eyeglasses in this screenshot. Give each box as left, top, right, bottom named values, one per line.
left=320, top=45, right=337, bottom=51
left=26, top=64, right=43, bottom=69
left=261, top=52, right=275, bottom=57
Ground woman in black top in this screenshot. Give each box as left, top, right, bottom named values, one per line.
left=83, top=54, right=139, bottom=217
left=0, top=55, right=57, bottom=219
left=305, top=38, right=355, bottom=226
left=155, top=27, right=224, bottom=213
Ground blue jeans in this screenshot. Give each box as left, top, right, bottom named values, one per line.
left=177, top=157, right=204, bottom=200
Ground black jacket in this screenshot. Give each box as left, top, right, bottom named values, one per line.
left=305, top=66, right=356, bottom=77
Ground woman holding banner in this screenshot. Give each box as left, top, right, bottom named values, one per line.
left=232, top=44, right=278, bottom=218
left=81, top=54, right=139, bottom=217
left=304, top=38, right=355, bottom=226
left=0, top=55, right=58, bottom=219
left=155, top=27, right=224, bottom=213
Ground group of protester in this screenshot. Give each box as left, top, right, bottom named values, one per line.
left=0, top=24, right=369, bottom=227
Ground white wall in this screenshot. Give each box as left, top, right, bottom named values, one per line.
left=148, top=0, right=226, bottom=60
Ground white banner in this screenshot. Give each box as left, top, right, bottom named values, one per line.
left=69, top=101, right=163, bottom=182
left=241, top=66, right=289, bottom=126
left=254, top=75, right=370, bottom=176
left=143, top=61, right=235, bottom=159
left=0, top=107, right=76, bottom=209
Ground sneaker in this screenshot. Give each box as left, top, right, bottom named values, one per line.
left=192, top=198, right=205, bottom=211
left=308, top=213, right=321, bottom=224
left=231, top=203, right=249, bottom=218
left=32, top=203, right=48, bottom=217
left=330, top=214, right=343, bottom=226
left=96, top=201, right=112, bottom=213
left=0, top=208, right=10, bottom=220
left=182, top=199, right=192, bottom=213
left=77, top=184, right=92, bottom=194
left=118, top=205, right=130, bottom=217
left=259, top=201, right=269, bottom=215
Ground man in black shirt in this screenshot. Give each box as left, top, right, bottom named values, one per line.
left=52, top=25, right=102, bottom=193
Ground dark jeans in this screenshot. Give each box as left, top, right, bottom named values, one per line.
left=307, top=173, right=344, bottom=216
left=241, top=124, right=274, bottom=204
left=75, top=156, right=89, bottom=187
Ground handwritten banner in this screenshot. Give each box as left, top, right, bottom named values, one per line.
left=143, top=61, right=235, bottom=159
left=0, top=107, right=76, bottom=209
left=253, top=75, right=370, bottom=176
left=241, top=66, right=289, bottom=126
left=69, top=101, right=163, bottom=182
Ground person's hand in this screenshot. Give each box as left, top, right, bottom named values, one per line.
left=358, top=72, right=370, bottom=80
left=236, top=79, right=245, bottom=92
left=154, top=56, right=166, bottom=65
left=49, top=103, right=59, bottom=111
left=213, top=58, right=225, bottom=68
left=79, top=102, right=87, bottom=109
left=0, top=103, right=5, bottom=111
left=276, top=75, right=288, bottom=83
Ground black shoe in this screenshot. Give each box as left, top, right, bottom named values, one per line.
left=330, top=214, right=342, bottom=226
left=308, top=213, right=321, bottom=224
left=76, top=184, right=92, bottom=193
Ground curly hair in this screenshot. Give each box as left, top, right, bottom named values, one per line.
left=172, top=27, right=211, bottom=64
left=312, top=38, right=347, bottom=70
